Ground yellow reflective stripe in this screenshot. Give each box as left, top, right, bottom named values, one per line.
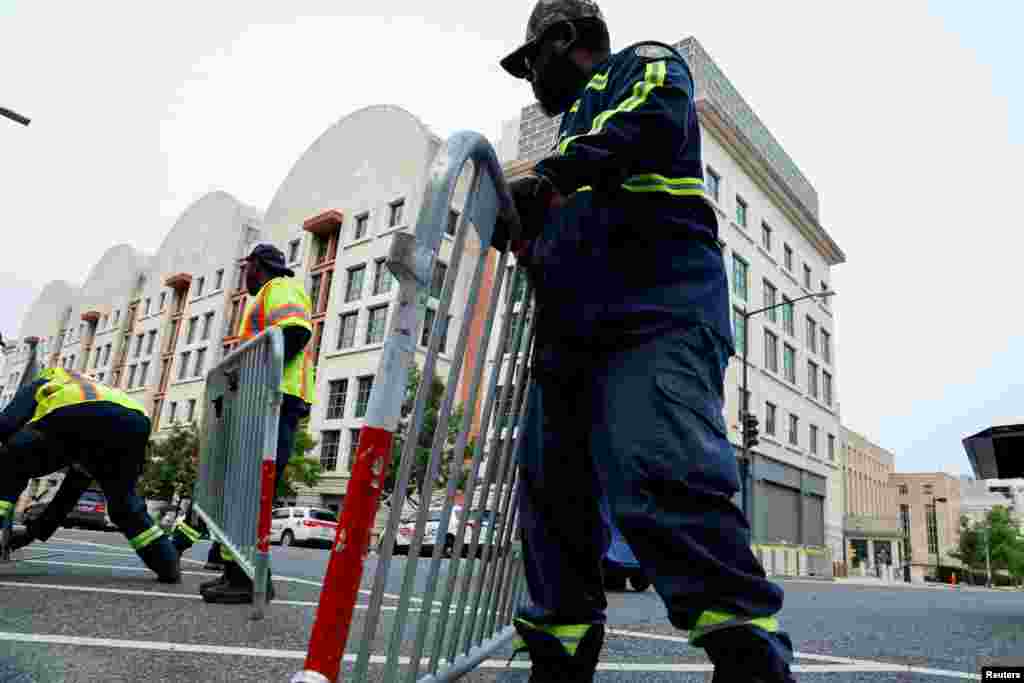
left=689, top=610, right=780, bottom=645
left=623, top=174, right=705, bottom=196
left=569, top=100, right=580, bottom=113
left=558, top=60, right=667, bottom=156
left=129, top=525, right=165, bottom=550
left=220, top=545, right=235, bottom=562
left=174, top=520, right=201, bottom=543
left=0, top=500, right=13, bottom=518
left=513, top=618, right=594, bottom=656
left=585, top=72, right=608, bottom=91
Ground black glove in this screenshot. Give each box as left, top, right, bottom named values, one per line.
left=7, top=528, right=34, bottom=552
left=492, top=174, right=557, bottom=252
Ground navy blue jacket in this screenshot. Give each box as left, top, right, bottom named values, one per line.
left=526, top=41, right=734, bottom=353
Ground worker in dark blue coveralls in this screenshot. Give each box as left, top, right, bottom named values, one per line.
left=0, top=368, right=181, bottom=583
left=494, top=2, right=796, bottom=681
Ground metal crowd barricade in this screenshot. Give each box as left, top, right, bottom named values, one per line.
left=1, top=340, right=43, bottom=563
left=193, top=326, right=284, bottom=621
left=292, top=131, right=534, bottom=683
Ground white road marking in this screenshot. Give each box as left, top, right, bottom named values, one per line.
left=0, top=631, right=981, bottom=678
left=44, top=537, right=440, bottom=605
left=608, top=628, right=861, bottom=665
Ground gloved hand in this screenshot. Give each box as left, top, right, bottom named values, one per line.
left=492, top=174, right=564, bottom=253
left=6, top=528, right=34, bottom=552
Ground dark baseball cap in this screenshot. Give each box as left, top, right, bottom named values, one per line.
left=246, top=243, right=295, bottom=277
left=500, top=0, right=605, bottom=79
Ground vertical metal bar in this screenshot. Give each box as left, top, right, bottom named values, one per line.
left=446, top=265, right=525, bottom=662
left=426, top=248, right=511, bottom=675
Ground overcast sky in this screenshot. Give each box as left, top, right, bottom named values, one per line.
left=1, top=1, right=1019, bottom=476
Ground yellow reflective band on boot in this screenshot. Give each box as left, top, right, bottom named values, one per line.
left=220, top=545, right=235, bottom=562
left=129, top=526, right=165, bottom=550
left=174, top=520, right=201, bottom=543
left=0, top=501, right=13, bottom=519
left=512, top=618, right=593, bottom=657
left=559, top=61, right=667, bottom=156
left=689, top=609, right=780, bottom=646
left=622, top=174, right=706, bottom=198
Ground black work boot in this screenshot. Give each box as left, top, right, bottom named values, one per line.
left=201, top=563, right=275, bottom=604
left=701, top=626, right=796, bottom=683
left=136, top=537, right=182, bottom=584
left=199, top=564, right=231, bottom=592
left=511, top=618, right=604, bottom=683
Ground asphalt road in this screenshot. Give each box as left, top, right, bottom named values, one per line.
left=1, top=528, right=1021, bottom=682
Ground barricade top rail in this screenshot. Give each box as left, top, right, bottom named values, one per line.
left=292, top=131, right=531, bottom=683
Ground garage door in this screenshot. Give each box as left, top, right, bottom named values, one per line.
left=761, top=482, right=799, bottom=544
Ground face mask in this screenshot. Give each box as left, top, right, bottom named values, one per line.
left=530, top=41, right=589, bottom=117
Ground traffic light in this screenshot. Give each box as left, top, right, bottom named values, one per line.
left=742, top=412, right=759, bottom=449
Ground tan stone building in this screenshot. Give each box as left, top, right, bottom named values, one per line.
left=890, top=472, right=962, bottom=583
left=840, top=426, right=903, bottom=579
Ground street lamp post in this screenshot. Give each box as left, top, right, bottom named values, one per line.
left=741, top=290, right=835, bottom=542
left=0, top=107, right=31, bottom=127
left=932, top=496, right=948, bottom=581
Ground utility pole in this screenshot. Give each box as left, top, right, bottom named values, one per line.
left=984, top=523, right=992, bottom=588
left=932, top=496, right=948, bottom=581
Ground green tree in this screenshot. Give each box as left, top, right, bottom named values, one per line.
left=139, top=423, right=200, bottom=512
left=276, top=419, right=322, bottom=500
left=950, top=514, right=984, bottom=573
left=385, top=364, right=471, bottom=508
left=954, top=506, right=1024, bottom=586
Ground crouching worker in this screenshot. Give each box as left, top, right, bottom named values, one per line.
left=0, top=367, right=180, bottom=583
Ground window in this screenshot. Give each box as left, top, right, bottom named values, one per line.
left=348, top=428, right=361, bottom=471
left=447, top=209, right=459, bottom=237
left=735, top=196, right=747, bottom=227
left=135, top=333, right=144, bottom=358
left=102, top=314, right=109, bottom=329
left=706, top=167, right=720, bottom=202
left=803, top=264, right=812, bottom=290
left=178, top=351, right=191, bottom=380
left=389, top=199, right=405, bottom=227
left=139, top=361, right=149, bottom=386
left=783, top=344, right=796, bottom=383
left=926, top=505, right=938, bottom=555
left=782, top=296, right=794, bottom=336
left=808, top=360, right=819, bottom=399
left=765, top=402, right=777, bottom=435
left=309, top=274, right=323, bottom=314
left=764, top=330, right=779, bottom=373
left=345, top=265, right=366, bottom=302
left=193, top=348, right=206, bottom=377
left=733, top=308, right=747, bottom=356
left=327, top=379, right=348, bottom=419
left=146, top=330, right=157, bottom=355
left=355, top=376, right=373, bottom=418
left=354, top=213, right=369, bottom=240
left=828, top=433, right=835, bottom=460
left=737, top=387, right=750, bottom=421
left=97, top=372, right=105, bottom=384
left=195, top=276, right=205, bottom=298
left=320, top=430, right=340, bottom=471
left=898, top=484, right=909, bottom=495
left=318, top=271, right=332, bottom=313
left=169, top=402, right=178, bottom=424
left=823, top=371, right=833, bottom=406
left=761, top=222, right=772, bottom=252
left=289, top=239, right=301, bottom=263
left=431, top=261, right=448, bottom=299
left=145, top=298, right=151, bottom=316
left=373, top=258, right=393, bottom=295
left=788, top=414, right=799, bottom=446
left=806, top=316, right=817, bottom=353
left=732, top=254, right=748, bottom=301
left=94, top=348, right=102, bottom=369
left=187, top=317, right=198, bottom=345
left=821, top=330, right=832, bottom=364
left=202, top=312, right=214, bottom=341
left=901, top=504, right=912, bottom=556
left=810, top=424, right=819, bottom=455
left=366, top=306, right=388, bottom=345
left=215, top=269, right=224, bottom=290
left=103, top=344, right=112, bottom=365
left=763, top=280, right=777, bottom=322
left=438, top=314, right=452, bottom=353
left=312, top=323, right=324, bottom=368
left=159, top=292, right=166, bottom=311
left=421, top=308, right=436, bottom=347
left=187, top=399, right=196, bottom=423
left=337, top=312, right=357, bottom=350
left=784, top=244, right=794, bottom=271
left=228, top=300, right=242, bottom=337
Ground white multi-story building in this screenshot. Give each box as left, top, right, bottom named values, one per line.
left=960, top=477, right=1024, bottom=525
left=484, top=36, right=847, bottom=572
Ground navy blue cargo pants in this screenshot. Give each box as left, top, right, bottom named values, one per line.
left=516, top=323, right=794, bottom=673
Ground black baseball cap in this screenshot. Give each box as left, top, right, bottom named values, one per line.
left=246, top=243, right=295, bottom=277
left=501, top=0, right=606, bottom=79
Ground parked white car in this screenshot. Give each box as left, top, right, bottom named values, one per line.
left=389, top=507, right=503, bottom=558
left=270, top=507, right=339, bottom=548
